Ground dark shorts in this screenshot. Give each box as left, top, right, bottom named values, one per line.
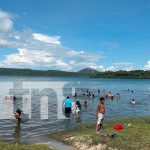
left=65, top=107, right=71, bottom=114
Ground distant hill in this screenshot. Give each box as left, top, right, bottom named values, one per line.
left=0, top=68, right=78, bottom=77
left=78, top=67, right=99, bottom=74
left=1, top=67, right=150, bottom=79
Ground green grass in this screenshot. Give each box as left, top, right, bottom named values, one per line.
left=51, top=117, right=150, bottom=150
left=0, top=141, right=54, bottom=150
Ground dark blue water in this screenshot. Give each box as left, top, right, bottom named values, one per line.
left=0, top=76, right=150, bottom=143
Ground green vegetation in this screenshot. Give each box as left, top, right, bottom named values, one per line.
left=51, top=117, right=150, bottom=150
left=1, top=68, right=150, bottom=79
left=93, top=70, right=150, bottom=79
left=0, top=68, right=78, bottom=77
left=0, top=141, right=54, bottom=150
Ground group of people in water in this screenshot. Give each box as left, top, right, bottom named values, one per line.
left=62, top=90, right=110, bottom=119
left=74, top=89, right=96, bottom=98
left=74, top=87, right=136, bottom=104
left=11, top=87, right=136, bottom=126
left=73, top=88, right=122, bottom=100
left=62, top=87, right=137, bottom=135
left=62, top=95, right=106, bottom=134
left=0, top=86, right=138, bottom=144
left=62, top=96, right=88, bottom=118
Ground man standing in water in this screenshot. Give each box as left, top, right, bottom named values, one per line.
left=96, top=97, right=105, bottom=133
left=63, top=96, right=72, bottom=117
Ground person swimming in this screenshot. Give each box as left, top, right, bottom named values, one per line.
left=116, top=93, right=120, bottom=98
left=83, top=100, right=88, bottom=107
left=106, top=92, right=114, bottom=99
left=131, top=99, right=136, bottom=105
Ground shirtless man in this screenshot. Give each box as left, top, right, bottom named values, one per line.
left=96, top=97, right=105, bottom=133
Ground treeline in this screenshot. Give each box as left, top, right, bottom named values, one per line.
left=92, top=70, right=150, bottom=79
left=0, top=68, right=92, bottom=77
left=1, top=68, right=150, bottom=79
left=0, top=68, right=79, bottom=77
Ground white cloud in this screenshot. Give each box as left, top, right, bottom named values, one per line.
left=144, top=61, right=150, bottom=70
left=0, top=10, right=13, bottom=32
left=106, top=66, right=115, bottom=71
left=0, top=10, right=106, bottom=71
left=14, top=35, right=20, bottom=40
left=56, top=60, right=68, bottom=67
left=89, top=65, right=105, bottom=71
left=90, top=65, right=114, bottom=72
left=0, top=10, right=103, bottom=71
left=105, top=62, right=133, bottom=71
left=88, top=62, right=134, bottom=72
left=90, top=61, right=133, bottom=72
left=32, top=33, right=61, bottom=45
left=3, top=48, right=55, bottom=65
left=0, top=39, right=7, bottom=45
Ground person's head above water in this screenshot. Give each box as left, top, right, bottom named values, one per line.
left=100, top=97, right=105, bottom=101
left=84, top=101, right=88, bottom=106
left=131, top=99, right=136, bottom=104
left=16, top=109, right=21, bottom=115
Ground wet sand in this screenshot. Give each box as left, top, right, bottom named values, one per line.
left=22, top=135, right=76, bottom=150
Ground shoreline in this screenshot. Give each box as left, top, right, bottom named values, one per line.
left=51, top=116, right=150, bottom=150
left=1, top=116, right=150, bottom=149
left=1, top=133, right=76, bottom=150
left=21, top=134, right=77, bottom=150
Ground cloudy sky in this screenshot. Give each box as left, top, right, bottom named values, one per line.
left=0, top=0, right=150, bottom=71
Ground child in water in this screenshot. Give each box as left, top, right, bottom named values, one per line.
left=14, top=109, right=22, bottom=123
left=76, top=101, right=82, bottom=116
left=83, top=101, right=88, bottom=107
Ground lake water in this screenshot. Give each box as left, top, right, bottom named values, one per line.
left=0, top=76, right=150, bottom=143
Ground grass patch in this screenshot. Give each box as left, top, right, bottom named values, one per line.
left=51, top=117, right=150, bottom=150
left=0, top=141, right=54, bottom=150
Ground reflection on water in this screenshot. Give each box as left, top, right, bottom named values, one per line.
left=14, top=122, right=21, bottom=143
left=0, top=76, right=150, bottom=143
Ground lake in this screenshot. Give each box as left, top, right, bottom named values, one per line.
left=0, top=76, right=150, bottom=143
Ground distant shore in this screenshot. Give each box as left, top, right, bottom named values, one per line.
left=51, top=116, right=150, bottom=150
left=1, top=68, right=150, bottom=79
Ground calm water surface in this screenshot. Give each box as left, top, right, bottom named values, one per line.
left=0, top=76, right=150, bottom=143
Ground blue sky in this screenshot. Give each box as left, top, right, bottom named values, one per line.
left=0, top=0, right=150, bottom=71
